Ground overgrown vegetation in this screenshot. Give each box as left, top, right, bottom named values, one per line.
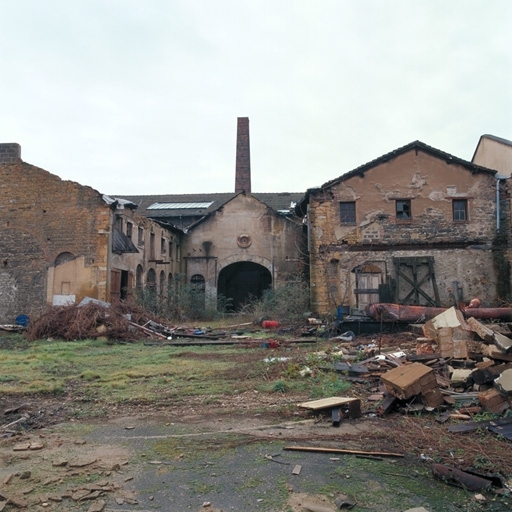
left=243, top=275, right=310, bottom=323
left=135, top=272, right=310, bottom=324
left=135, top=273, right=233, bottom=321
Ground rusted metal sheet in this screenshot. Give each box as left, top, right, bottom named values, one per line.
left=431, top=463, right=493, bottom=491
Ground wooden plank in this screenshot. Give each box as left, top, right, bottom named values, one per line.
left=283, top=445, right=404, bottom=458
left=298, top=397, right=359, bottom=410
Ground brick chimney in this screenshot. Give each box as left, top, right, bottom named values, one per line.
left=235, top=117, right=251, bottom=193
left=0, top=143, right=21, bottom=163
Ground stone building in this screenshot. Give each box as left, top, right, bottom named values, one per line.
left=121, top=118, right=306, bottom=311
left=0, top=143, right=181, bottom=324
left=296, top=140, right=510, bottom=317
left=472, top=134, right=512, bottom=176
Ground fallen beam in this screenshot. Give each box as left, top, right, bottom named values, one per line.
left=283, top=445, right=404, bottom=458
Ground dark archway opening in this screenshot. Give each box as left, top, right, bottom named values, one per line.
left=218, top=261, right=272, bottom=311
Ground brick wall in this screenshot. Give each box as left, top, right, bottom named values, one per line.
left=0, top=156, right=110, bottom=323
left=235, top=117, right=251, bottom=193
left=0, top=143, right=21, bottom=164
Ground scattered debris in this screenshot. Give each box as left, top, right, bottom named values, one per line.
left=381, top=362, right=443, bottom=407
left=431, top=463, right=494, bottom=491
left=283, top=445, right=404, bottom=458
left=298, top=397, right=361, bottom=426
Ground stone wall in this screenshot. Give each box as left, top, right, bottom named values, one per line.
left=308, top=148, right=504, bottom=316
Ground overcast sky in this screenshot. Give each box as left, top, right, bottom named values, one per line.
left=3, top=1, right=511, bottom=196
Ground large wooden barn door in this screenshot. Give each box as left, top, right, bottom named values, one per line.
left=393, top=256, right=440, bottom=307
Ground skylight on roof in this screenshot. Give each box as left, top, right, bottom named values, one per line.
left=147, top=202, right=214, bottom=210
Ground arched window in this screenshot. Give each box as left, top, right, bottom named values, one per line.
left=136, top=265, right=144, bottom=291
left=190, top=274, right=205, bottom=292
left=168, top=273, right=173, bottom=298
left=159, top=270, right=166, bottom=296
left=147, top=269, right=157, bottom=295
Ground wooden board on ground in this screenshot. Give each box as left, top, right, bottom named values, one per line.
left=298, top=397, right=359, bottom=410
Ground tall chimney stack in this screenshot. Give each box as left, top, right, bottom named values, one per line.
left=235, top=117, right=251, bottom=193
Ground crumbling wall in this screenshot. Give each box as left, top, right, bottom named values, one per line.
left=0, top=158, right=110, bottom=323
left=308, top=149, right=501, bottom=316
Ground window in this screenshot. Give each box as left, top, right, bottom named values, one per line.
left=126, top=222, right=133, bottom=239
left=168, top=241, right=173, bottom=259
left=137, top=227, right=144, bottom=246
left=115, top=215, right=123, bottom=231
left=340, top=201, right=356, bottom=224
left=396, top=200, right=411, bottom=219
left=161, top=237, right=166, bottom=254
left=453, top=199, right=468, bottom=222
left=191, top=274, right=205, bottom=292
left=150, top=232, right=155, bottom=260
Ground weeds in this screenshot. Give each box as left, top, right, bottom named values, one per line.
left=242, top=274, right=310, bottom=323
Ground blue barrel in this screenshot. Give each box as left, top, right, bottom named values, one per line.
left=337, top=306, right=350, bottom=320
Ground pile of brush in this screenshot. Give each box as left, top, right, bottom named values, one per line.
left=25, top=301, right=171, bottom=342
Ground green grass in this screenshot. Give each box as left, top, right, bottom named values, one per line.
left=0, top=339, right=248, bottom=402
left=0, top=335, right=357, bottom=408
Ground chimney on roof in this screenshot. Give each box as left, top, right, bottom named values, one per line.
left=235, top=117, right=251, bottom=193
left=0, top=143, right=21, bottom=163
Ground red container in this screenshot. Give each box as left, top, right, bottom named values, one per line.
left=262, top=320, right=280, bottom=329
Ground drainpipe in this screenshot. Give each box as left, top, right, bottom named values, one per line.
left=496, top=174, right=507, bottom=234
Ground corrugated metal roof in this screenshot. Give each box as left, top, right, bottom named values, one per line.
left=148, top=202, right=214, bottom=210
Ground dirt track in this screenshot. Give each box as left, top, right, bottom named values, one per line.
left=1, top=402, right=506, bottom=512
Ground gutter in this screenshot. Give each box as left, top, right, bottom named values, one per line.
left=495, top=174, right=507, bottom=233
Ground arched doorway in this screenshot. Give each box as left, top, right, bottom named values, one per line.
left=218, top=261, right=272, bottom=311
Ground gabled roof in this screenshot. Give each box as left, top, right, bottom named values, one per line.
left=117, top=191, right=304, bottom=230
left=321, top=140, right=497, bottom=190
left=295, top=140, right=498, bottom=217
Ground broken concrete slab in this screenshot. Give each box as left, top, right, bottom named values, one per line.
left=423, top=307, right=470, bottom=341
left=482, top=344, right=512, bottom=362
left=450, top=368, right=473, bottom=387
left=494, top=332, right=512, bottom=354
left=495, top=368, right=512, bottom=398
left=467, top=317, right=495, bottom=343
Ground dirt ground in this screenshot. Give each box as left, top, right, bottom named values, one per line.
left=0, top=330, right=511, bottom=511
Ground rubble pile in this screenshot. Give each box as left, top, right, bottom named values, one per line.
left=25, top=301, right=174, bottom=342
left=349, top=306, right=512, bottom=431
